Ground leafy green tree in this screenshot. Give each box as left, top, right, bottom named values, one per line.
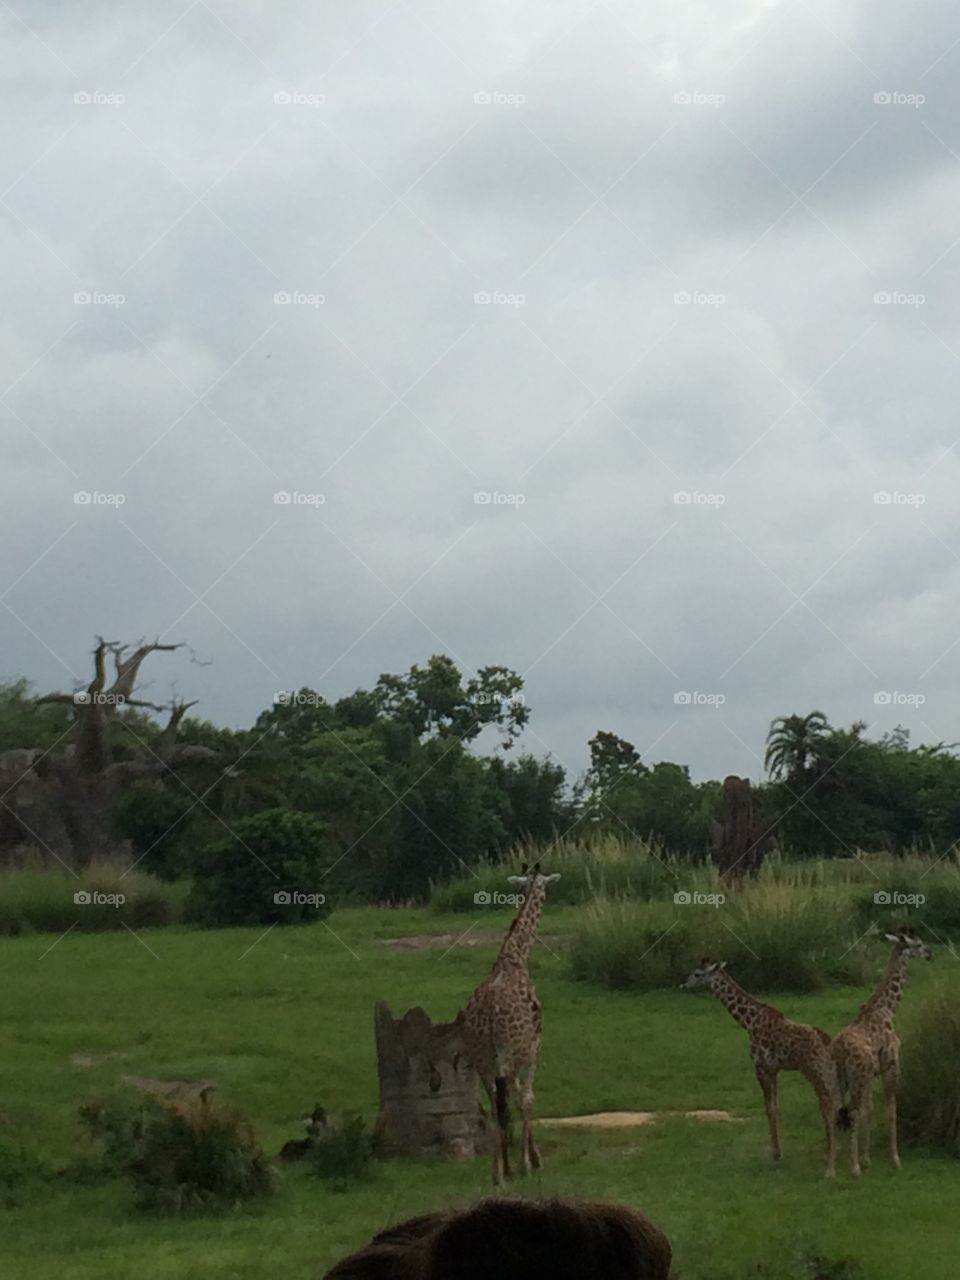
left=585, top=731, right=643, bottom=793
left=488, top=753, right=571, bottom=845
left=382, top=738, right=509, bottom=901
left=373, top=656, right=528, bottom=748
left=253, top=689, right=336, bottom=747
left=764, top=711, right=831, bottom=783
left=112, top=782, right=199, bottom=881
left=188, top=809, right=335, bottom=926
left=0, top=679, right=72, bottom=751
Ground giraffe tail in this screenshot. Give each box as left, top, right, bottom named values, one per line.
left=495, top=1076, right=510, bottom=1132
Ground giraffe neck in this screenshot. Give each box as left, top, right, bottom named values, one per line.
left=862, top=946, right=908, bottom=1019
left=708, top=970, right=769, bottom=1033
left=495, top=881, right=545, bottom=969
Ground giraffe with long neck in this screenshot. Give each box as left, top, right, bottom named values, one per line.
left=682, top=958, right=842, bottom=1177
left=832, top=927, right=932, bottom=1176
left=463, top=862, right=559, bottom=1183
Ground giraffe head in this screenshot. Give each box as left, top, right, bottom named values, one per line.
left=884, top=926, right=932, bottom=961
left=680, top=956, right=727, bottom=990
left=507, top=860, right=561, bottom=891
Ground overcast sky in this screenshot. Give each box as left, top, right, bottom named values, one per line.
left=3, top=0, right=960, bottom=783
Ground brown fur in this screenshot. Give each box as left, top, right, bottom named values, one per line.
left=462, top=866, right=557, bottom=1183
left=831, top=928, right=932, bottom=1176
left=683, top=959, right=842, bottom=1176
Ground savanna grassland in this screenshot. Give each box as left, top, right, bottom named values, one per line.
left=1, top=856, right=958, bottom=1280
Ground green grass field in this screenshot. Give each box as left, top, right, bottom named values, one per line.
left=0, top=904, right=956, bottom=1279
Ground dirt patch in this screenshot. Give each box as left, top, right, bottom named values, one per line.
left=71, top=1052, right=128, bottom=1069
left=539, top=1110, right=737, bottom=1129
left=123, top=1076, right=215, bottom=1099
left=382, top=931, right=561, bottom=952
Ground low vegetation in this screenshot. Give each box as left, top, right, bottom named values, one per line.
left=899, top=987, right=960, bottom=1157
left=309, top=1112, right=381, bottom=1191
left=0, top=907, right=954, bottom=1278
left=0, top=862, right=180, bottom=937
left=79, top=1090, right=276, bottom=1214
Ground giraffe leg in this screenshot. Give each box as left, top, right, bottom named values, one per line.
left=479, top=1075, right=508, bottom=1185
left=859, top=1088, right=872, bottom=1171
left=516, top=1065, right=540, bottom=1175
left=805, top=1066, right=838, bottom=1179
left=883, top=1069, right=900, bottom=1170
left=755, top=1067, right=781, bottom=1162
left=493, top=1075, right=512, bottom=1183
left=847, top=1083, right=868, bottom=1178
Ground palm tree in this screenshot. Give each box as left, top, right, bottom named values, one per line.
left=764, top=711, right=831, bottom=783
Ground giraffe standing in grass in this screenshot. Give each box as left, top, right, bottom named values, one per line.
left=682, top=958, right=843, bottom=1177
left=463, top=862, right=560, bottom=1184
left=832, top=927, right=932, bottom=1177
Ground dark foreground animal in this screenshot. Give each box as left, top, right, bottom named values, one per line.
left=324, top=1196, right=672, bottom=1280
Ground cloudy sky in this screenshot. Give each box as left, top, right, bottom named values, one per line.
left=3, top=0, right=960, bottom=782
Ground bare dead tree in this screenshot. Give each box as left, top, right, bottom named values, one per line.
left=0, top=637, right=222, bottom=869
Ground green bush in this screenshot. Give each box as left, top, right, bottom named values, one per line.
left=79, top=1091, right=276, bottom=1214
left=899, top=990, right=960, bottom=1156
left=309, top=1112, right=380, bottom=1191
left=569, top=885, right=871, bottom=993
left=187, top=809, right=335, bottom=927
left=0, top=864, right=179, bottom=936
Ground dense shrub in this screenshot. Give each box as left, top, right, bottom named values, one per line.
left=309, top=1112, right=380, bottom=1191
left=79, top=1091, right=276, bottom=1214
left=0, top=864, right=179, bottom=936
left=899, top=990, right=960, bottom=1156
left=568, top=886, right=872, bottom=993
left=187, top=809, right=335, bottom=926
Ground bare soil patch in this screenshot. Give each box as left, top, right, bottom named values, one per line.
left=71, top=1052, right=128, bottom=1069
left=382, top=931, right=561, bottom=952
left=539, top=1109, right=736, bottom=1129
left=123, top=1076, right=215, bottom=1098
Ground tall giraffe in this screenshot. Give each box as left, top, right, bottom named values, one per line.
left=463, top=862, right=560, bottom=1184
left=682, top=958, right=843, bottom=1177
left=832, top=927, right=932, bottom=1177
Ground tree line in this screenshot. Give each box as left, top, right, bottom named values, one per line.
left=1, top=647, right=958, bottom=903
